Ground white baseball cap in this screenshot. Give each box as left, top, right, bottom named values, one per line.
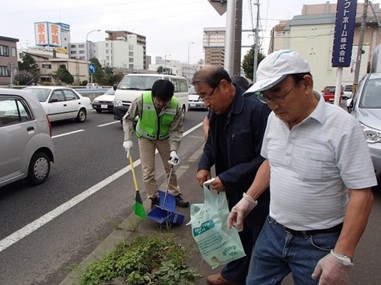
left=245, top=49, right=310, bottom=94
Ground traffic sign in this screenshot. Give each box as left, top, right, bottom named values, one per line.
left=88, top=63, right=96, bottom=75
left=208, top=0, right=227, bottom=16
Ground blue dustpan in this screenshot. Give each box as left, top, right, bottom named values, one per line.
left=147, top=190, right=184, bottom=225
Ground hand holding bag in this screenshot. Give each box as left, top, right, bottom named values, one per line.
left=187, top=181, right=246, bottom=269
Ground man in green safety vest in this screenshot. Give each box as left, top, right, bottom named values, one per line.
left=122, top=79, right=189, bottom=208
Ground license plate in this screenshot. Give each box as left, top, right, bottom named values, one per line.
left=101, top=104, right=108, bottom=109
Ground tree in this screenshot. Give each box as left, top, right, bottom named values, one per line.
left=242, top=47, right=265, bottom=81
left=17, top=53, right=40, bottom=84
left=55, top=64, right=74, bottom=85
left=90, top=57, right=106, bottom=85
left=14, top=70, right=34, bottom=85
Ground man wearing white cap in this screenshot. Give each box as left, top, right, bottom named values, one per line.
left=227, top=49, right=376, bottom=284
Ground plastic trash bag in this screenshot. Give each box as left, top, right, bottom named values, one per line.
left=187, top=180, right=246, bottom=269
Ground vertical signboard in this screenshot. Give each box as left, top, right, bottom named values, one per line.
left=332, top=0, right=358, bottom=67
left=48, top=23, right=61, bottom=47
left=35, top=22, right=49, bottom=46
left=34, top=22, right=69, bottom=47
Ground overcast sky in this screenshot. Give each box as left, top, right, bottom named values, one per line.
left=1, top=0, right=380, bottom=64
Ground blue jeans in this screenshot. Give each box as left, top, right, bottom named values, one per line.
left=246, top=216, right=340, bottom=285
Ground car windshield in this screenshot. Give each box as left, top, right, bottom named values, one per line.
left=118, top=76, right=158, bottom=90
left=24, top=88, right=51, bottom=102
left=360, top=78, right=381, bottom=108
left=104, top=87, right=115, bottom=95
left=188, top=86, right=197, bottom=95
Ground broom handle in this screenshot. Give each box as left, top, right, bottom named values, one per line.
left=128, top=154, right=139, bottom=192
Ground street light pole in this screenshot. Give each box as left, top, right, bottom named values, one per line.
left=187, top=42, right=194, bottom=83
left=164, top=54, right=171, bottom=74
left=187, top=42, right=194, bottom=66
left=86, top=29, right=101, bottom=83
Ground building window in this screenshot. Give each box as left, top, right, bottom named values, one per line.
left=41, top=64, right=51, bottom=69
left=11, top=47, right=16, bottom=57
left=78, top=44, right=85, bottom=48
left=79, top=50, right=85, bottom=54
left=0, top=66, right=10, bottom=77
left=0, top=45, right=10, bottom=57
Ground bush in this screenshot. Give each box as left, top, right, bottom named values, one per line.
left=78, top=234, right=199, bottom=285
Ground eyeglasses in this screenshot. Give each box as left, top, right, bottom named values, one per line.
left=198, top=86, right=217, bottom=102
left=256, top=84, right=297, bottom=104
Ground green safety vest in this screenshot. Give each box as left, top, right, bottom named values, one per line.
left=135, top=92, right=178, bottom=140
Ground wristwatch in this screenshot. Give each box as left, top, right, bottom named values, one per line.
left=330, top=249, right=354, bottom=267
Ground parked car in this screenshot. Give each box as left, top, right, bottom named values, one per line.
left=188, top=86, right=206, bottom=110
left=0, top=88, right=54, bottom=188
left=342, top=84, right=353, bottom=100
left=348, top=73, right=381, bottom=181
left=24, top=86, right=91, bottom=123
left=322, top=86, right=342, bottom=103
left=91, top=85, right=116, bottom=113
left=86, top=82, right=101, bottom=89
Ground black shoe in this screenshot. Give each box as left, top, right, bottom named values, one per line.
left=150, top=196, right=160, bottom=209
left=175, top=194, right=189, bottom=208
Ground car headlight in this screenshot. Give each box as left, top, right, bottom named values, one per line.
left=93, top=100, right=99, bottom=104
left=114, top=99, right=123, bottom=107
left=360, top=122, right=381, bottom=144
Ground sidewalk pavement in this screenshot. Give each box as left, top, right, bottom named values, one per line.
left=59, top=143, right=219, bottom=285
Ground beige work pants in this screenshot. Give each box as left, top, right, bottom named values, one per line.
left=138, top=137, right=181, bottom=198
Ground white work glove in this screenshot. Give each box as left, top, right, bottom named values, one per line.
left=312, top=251, right=351, bottom=284
left=227, top=193, right=258, bottom=231
left=168, top=150, right=180, bottom=166
left=123, top=140, right=133, bottom=157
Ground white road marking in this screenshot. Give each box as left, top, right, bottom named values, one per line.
left=52, top=130, right=84, bottom=139
left=0, top=122, right=203, bottom=253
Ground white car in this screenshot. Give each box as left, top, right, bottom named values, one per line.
left=188, top=86, right=207, bottom=110
left=24, top=86, right=91, bottom=122
left=91, top=86, right=116, bottom=113
left=0, top=88, right=55, bottom=187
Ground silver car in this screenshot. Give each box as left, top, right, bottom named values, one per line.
left=0, top=88, right=55, bottom=187
left=348, top=73, right=381, bottom=180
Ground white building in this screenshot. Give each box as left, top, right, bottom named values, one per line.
left=269, top=1, right=381, bottom=92
left=96, top=34, right=144, bottom=72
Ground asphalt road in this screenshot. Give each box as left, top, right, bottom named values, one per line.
left=0, top=108, right=208, bottom=285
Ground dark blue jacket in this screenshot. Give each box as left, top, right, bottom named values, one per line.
left=198, top=86, right=271, bottom=225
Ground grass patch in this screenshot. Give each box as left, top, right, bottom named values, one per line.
left=77, top=233, right=200, bottom=285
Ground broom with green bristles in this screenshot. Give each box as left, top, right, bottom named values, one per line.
left=128, top=154, right=147, bottom=219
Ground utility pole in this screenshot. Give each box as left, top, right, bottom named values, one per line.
left=353, top=0, right=369, bottom=92
left=233, top=0, right=243, bottom=76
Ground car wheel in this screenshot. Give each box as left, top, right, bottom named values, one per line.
left=26, top=152, right=51, bottom=186
left=76, top=108, right=87, bottom=122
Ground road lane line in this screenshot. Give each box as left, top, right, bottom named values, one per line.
left=98, top=121, right=120, bottom=127
left=52, top=130, right=84, bottom=139
left=0, top=122, right=203, bottom=253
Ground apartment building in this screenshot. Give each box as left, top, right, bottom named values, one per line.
left=203, top=27, right=225, bottom=66
left=268, top=1, right=381, bottom=92
left=0, top=36, right=19, bottom=86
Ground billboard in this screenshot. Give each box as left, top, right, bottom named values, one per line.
left=34, top=22, right=70, bottom=47
left=332, top=0, right=357, bottom=67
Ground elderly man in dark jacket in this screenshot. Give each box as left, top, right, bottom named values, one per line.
left=194, top=66, right=271, bottom=285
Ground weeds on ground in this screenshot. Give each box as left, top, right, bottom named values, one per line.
left=77, top=233, right=200, bottom=285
